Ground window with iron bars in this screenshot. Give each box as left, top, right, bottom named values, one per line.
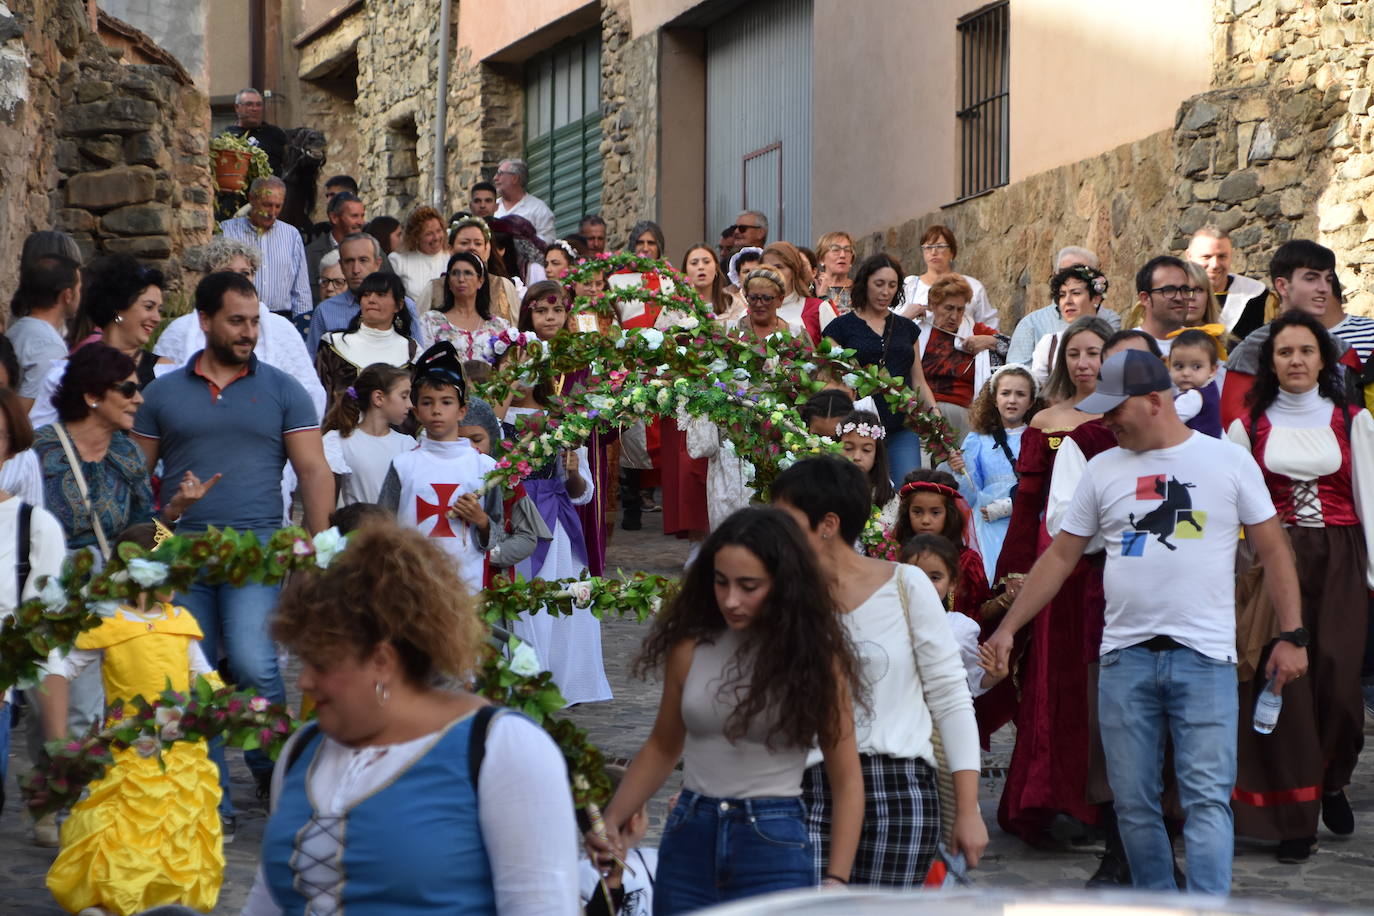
left=956, top=1, right=1009, bottom=200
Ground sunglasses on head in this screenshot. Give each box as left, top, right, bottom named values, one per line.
left=108, top=381, right=139, bottom=398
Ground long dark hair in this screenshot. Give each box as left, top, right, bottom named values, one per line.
left=893, top=468, right=964, bottom=545
left=440, top=250, right=492, bottom=320
left=1247, top=310, right=1346, bottom=429
left=517, top=280, right=569, bottom=335
left=345, top=271, right=412, bottom=339
left=679, top=243, right=726, bottom=309
left=635, top=507, right=864, bottom=749
left=322, top=362, right=411, bottom=436
left=850, top=253, right=906, bottom=315
left=71, top=254, right=165, bottom=345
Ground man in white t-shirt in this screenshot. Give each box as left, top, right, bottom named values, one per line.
left=986, top=350, right=1306, bottom=896
left=492, top=158, right=555, bottom=243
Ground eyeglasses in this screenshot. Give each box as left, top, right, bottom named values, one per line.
left=921, top=244, right=952, bottom=253
left=828, top=245, right=855, bottom=255
left=1149, top=285, right=1201, bottom=299
left=108, top=380, right=139, bottom=399
left=320, top=277, right=346, bottom=291
left=746, top=293, right=778, bottom=305
left=449, top=269, right=480, bottom=279
left=727, top=224, right=761, bottom=235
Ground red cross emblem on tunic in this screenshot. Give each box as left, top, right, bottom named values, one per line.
left=416, top=483, right=461, bottom=537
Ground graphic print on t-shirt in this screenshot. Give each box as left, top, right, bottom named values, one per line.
left=1122, top=474, right=1205, bottom=554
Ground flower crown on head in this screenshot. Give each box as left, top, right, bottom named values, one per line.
left=836, top=420, right=885, bottom=441
left=548, top=239, right=579, bottom=262
left=1058, top=264, right=1108, bottom=298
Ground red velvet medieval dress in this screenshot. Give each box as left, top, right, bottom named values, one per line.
left=1229, top=399, right=1374, bottom=841
left=992, top=419, right=1117, bottom=843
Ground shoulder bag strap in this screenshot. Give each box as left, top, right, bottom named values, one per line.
left=51, top=422, right=111, bottom=560
left=468, top=704, right=501, bottom=789
left=17, top=501, right=33, bottom=600
left=894, top=565, right=955, bottom=847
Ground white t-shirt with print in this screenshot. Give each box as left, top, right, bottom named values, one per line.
left=1060, top=432, right=1275, bottom=662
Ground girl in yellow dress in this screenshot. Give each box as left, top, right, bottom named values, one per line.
left=41, top=523, right=224, bottom=916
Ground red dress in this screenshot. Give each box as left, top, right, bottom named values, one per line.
left=661, top=420, right=709, bottom=537
left=992, top=420, right=1117, bottom=844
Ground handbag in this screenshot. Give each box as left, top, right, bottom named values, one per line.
left=894, top=565, right=956, bottom=848
left=51, top=422, right=112, bottom=560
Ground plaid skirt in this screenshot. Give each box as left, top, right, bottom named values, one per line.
left=802, top=754, right=940, bottom=888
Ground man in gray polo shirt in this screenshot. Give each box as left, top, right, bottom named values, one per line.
left=133, top=271, right=334, bottom=833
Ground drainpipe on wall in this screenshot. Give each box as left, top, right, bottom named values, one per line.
left=432, top=0, right=451, bottom=209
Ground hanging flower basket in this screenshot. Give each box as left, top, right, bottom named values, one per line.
left=213, top=148, right=251, bottom=192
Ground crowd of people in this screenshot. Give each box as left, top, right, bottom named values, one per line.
left=1, top=120, right=1372, bottom=912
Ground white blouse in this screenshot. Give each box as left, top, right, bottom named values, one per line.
left=806, top=564, right=979, bottom=772
left=241, top=712, right=581, bottom=916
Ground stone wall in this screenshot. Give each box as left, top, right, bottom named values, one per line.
left=858, top=130, right=1178, bottom=327
left=294, top=8, right=364, bottom=187
left=860, top=0, right=1374, bottom=325
left=445, top=45, right=522, bottom=201
left=0, top=0, right=212, bottom=316
left=598, top=0, right=658, bottom=248
left=351, top=0, right=440, bottom=216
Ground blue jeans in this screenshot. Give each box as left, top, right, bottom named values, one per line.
left=1098, top=645, right=1238, bottom=895
left=887, top=428, right=922, bottom=484
left=654, top=791, right=813, bottom=915
left=179, top=580, right=286, bottom=816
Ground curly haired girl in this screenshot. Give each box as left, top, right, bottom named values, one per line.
left=591, top=507, right=865, bottom=910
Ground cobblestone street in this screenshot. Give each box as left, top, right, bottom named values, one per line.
left=3, top=513, right=1374, bottom=912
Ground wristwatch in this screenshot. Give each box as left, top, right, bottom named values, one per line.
left=1276, top=627, right=1311, bottom=648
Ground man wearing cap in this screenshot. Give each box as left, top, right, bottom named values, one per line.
left=985, top=349, right=1306, bottom=896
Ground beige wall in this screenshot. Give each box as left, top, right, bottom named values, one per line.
left=626, top=0, right=699, bottom=38
left=811, top=0, right=974, bottom=244
left=206, top=0, right=252, bottom=101
left=812, top=0, right=1213, bottom=243
left=457, top=0, right=594, bottom=61
left=1009, top=0, right=1210, bottom=181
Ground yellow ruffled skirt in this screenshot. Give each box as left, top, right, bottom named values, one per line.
left=46, top=741, right=224, bottom=915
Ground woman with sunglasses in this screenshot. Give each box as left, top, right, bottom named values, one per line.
left=418, top=251, right=512, bottom=364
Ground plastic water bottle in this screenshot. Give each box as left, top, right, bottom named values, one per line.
left=1253, top=676, right=1283, bottom=734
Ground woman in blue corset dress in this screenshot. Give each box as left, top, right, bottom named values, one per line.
left=242, top=521, right=581, bottom=916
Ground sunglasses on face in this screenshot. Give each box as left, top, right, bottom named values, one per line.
left=108, top=381, right=139, bottom=399
left=727, top=224, right=761, bottom=235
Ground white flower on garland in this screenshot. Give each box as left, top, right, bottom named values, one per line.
left=636, top=328, right=665, bottom=351
left=567, top=580, right=593, bottom=605
left=38, top=578, right=66, bottom=614
left=311, top=527, right=346, bottom=569
left=508, top=638, right=542, bottom=676
left=156, top=705, right=184, bottom=741
left=127, top=558, right=170, bottom=589
left=133, top=735, right=160, bottom=758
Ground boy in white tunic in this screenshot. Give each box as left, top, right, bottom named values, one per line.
left=379, top=342, right=501, bottom=592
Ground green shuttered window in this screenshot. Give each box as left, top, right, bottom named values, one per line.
left=525, top=33, right=602, bottom=239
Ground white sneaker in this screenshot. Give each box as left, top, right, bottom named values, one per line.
left=32, top=812, right=59, bottom=847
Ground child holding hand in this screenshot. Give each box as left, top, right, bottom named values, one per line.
left=899, top=533, right=1008, bottom=699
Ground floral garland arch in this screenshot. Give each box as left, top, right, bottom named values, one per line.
left=4, top=527, right=674, bottom=815
left=475, top=251, right=959, bottom=496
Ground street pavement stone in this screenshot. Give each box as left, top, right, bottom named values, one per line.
left=4, top=510, right=1374, bottom=911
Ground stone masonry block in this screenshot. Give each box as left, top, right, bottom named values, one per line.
left=102, top=235, right=173, bottom=258
left=61, top=98, right=160, bottom=137
left=101, top=203, right=172, bottom=236
left=66, top=166, right=157, bottom=210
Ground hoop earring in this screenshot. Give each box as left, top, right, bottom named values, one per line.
left=374, top=681, right=390, bottom=706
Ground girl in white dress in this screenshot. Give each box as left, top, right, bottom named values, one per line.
left=497, top=283, right=611, bottom=705
left=321, top=363, right=415, bottom=507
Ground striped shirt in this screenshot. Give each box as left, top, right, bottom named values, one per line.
left=1331, top=314, right=1374, bottom=367
left=219, top=217, right=313, bottom=317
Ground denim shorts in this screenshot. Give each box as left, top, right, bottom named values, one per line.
left=654, top=789, right=813, bottom=915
